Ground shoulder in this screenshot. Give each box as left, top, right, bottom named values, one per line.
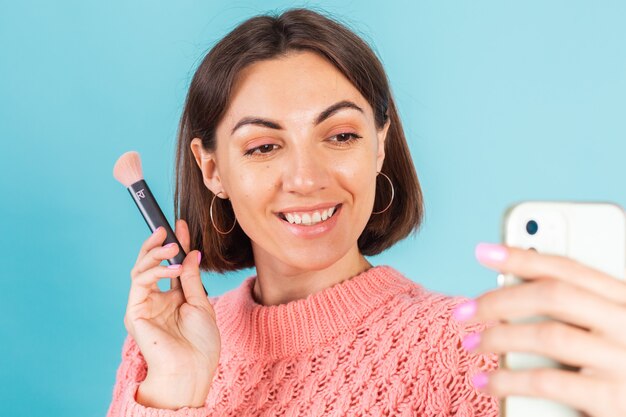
left=382, top=267, right=496, bottom=341
left=381, top=268, right=499, bottom=381
left=383, top=269, right=499, bottom=415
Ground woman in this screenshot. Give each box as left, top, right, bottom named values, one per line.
left=107, top=8, right=626, bottom=417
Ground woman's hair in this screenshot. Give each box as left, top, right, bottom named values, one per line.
left=174, top=8, right=424, bottom=272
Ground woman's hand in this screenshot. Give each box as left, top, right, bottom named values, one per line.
left=453, top=243, right=626, bottom=417
left=124, top=219, right=220, bottom=409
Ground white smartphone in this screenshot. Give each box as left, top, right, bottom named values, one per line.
left=499, top=201, right=626, bottom=417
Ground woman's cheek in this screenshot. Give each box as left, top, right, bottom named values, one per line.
left=333, top=151, right=376, bottom=187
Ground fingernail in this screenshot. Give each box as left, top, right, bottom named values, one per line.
left=167, top=264, right=182, bottom=269
left=164, top=243, right=177, bottom=249
left=475, top=243, right=508, bottom=265
left=472, top=372, right=488, bottom=389
left=453, top=300, right=477, bottom=321
left=462, top=332, right=481, bottom=351
left=197, top=251, right=202, bottom=265
left=152, top=227, right=163, bottom=236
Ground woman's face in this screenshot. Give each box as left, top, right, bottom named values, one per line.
left=192, top=51, right=389, bottom=273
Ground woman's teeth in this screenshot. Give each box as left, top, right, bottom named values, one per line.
left=283, top=206, right=337, bottom=226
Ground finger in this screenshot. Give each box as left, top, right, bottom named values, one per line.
left=481, top=368, right=618, bottom=417
left=134, top=226, right=167, bottom=268
left=175, top=219, right=191, bottom=254
left=470, top=280, right=626, bottom=347
left=132, top=241, right=181, bottom=277
left=475, top=243, right=626, bottom=305
left=179, top=251, right=213, bottom=317
left=472, top=322, right=626, bottom=377
left=127, top=264, right=184, bottom=310
left=169, top=220, right=190, bottom=292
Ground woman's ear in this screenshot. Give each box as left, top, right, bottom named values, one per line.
left=190, top=137, right=228, bottom=197
left=376, top=119, right=390, bottom=173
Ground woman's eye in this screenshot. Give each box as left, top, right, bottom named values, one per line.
left=244, top=144, right=278, bottom=156
left=330, top=132, right=362, bottom=143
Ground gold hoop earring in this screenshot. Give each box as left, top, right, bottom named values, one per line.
left=372, top=172, right=395, bottom=215
left=210, top=192, right=237, bottom=235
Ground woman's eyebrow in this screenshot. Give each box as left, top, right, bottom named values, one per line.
left=314, top=100, right=363, bottom=125
left=230, top=100, right=364, bottom=136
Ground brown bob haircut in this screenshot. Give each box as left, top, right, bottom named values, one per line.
left=174, top=8, right=424, bottom=272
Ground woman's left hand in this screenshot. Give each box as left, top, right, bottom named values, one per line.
left=453, top=243, right=626, bottom=417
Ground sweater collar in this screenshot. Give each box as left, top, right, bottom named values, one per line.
left=215, top=265, right=417, bottom=360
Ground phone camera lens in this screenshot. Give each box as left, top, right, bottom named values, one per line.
left=526, top=220, right=539, bottom=235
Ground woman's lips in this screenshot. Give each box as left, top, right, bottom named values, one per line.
left=277, top=204, right=339, bottom=226
left=276, top=204, right=342, bottom=239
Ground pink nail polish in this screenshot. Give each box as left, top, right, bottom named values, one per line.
left=472, top=372, right=488, bottom=389
left=167, top=264, right=182, bottom=269
left=462, top=332, right=481, bottom=351
left=197, top=251, right=202, bottom=265
left=453, top=300, right=477, bottom=321
left=475, top=243, right=508, bottom=264
left=164, top=243, right=176, bottom=248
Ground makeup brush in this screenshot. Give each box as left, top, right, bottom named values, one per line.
left=113, top=151, right=207, bottom=295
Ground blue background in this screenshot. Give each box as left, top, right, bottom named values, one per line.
left=1, top=1, right=624, bottom=415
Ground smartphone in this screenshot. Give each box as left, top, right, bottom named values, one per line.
left=499, top=201, right=626, bottom=417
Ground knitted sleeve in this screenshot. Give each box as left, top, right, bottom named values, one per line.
left=404, top=293, right=499, bottom=417
left=105, top=334, right=211, bottom=417
left=443, top=297, right=500, bottom=417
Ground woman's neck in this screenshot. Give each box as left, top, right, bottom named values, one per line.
left=251, top=245, right=372, bottom=306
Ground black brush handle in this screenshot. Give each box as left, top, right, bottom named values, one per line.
left=128, top=179, right=208, bottom=295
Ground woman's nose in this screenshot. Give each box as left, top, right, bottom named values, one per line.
left=281, top=147, right=330, bottom=195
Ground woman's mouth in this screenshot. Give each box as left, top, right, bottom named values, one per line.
left=277, top=204, right=341, bottom=226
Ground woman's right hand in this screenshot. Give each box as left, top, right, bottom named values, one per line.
left=124, top=219, right=220, bottom=409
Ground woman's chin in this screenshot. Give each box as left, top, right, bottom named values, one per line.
left=250, top=230, right=361, bottom=274
left=283, top=255, right=343, bottom=273
left=279, top=244, right=365, bottom=274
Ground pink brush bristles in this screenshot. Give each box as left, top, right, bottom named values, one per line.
left=113, top=151, right=144, bottom=188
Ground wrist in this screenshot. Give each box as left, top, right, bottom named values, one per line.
left=136, top=372, right=212, bottom=410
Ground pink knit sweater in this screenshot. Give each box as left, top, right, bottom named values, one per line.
left=106, top=265, right=498, bottom=416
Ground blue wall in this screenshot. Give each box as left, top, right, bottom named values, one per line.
left=1, top=1, right=624, bottom=415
